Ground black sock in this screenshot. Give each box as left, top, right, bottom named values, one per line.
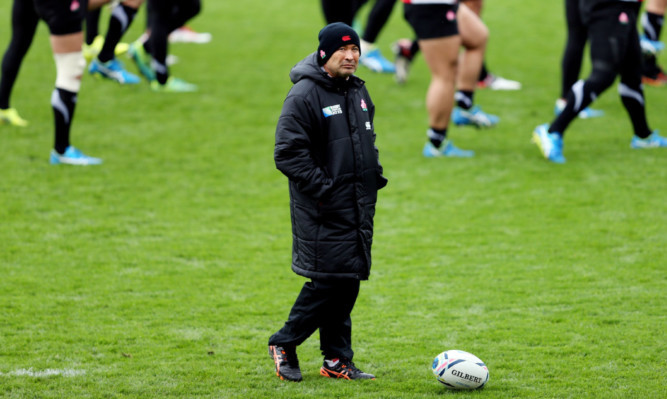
left=85, top=9, right=101, bottom=46
left=428, top=127, right=447, bottom=148
left=410, top=40, right=420, bottom=58
left=98, top=4, right=138, bottom=63
left=51, top=88, right=76, bottom=154
left=478, top=62, right=489, bottom=82
left=643, top=11, right=664, bottom=41
left=619, top=83, right=652, bottom=139
left=455, top=90, right=474, bottom=110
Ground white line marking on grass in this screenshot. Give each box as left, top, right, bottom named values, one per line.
left=0, top=368, right=86, bottom=377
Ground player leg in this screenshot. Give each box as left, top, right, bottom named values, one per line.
left=640, top=0, right=667, bottom=85
left=404, top=3, right=473, bottom=157
left=89, top=0, right=143, bottom=84
left=147, top=0, right=198, bottom=91
left=464, top=0, right=520, bottom=90
left=392, top=38, right=419, bottom=84
left=621, top=19, right=667, bottom=148
left=320, top=0, right=358, bottom=25
left=359, top=0, right=397, bottom=73
left=452, top=3, right=499, bottom=128
left=0, top=0, right=40, bottom=127
left=556, top=0, right=604, bottom=118
left=533, top=5, right=626, bottom=163
left=35, top=0, right=101, bottom=164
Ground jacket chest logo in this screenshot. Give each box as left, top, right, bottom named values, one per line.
left=360, top=99, right=368, bottom=112
left=322, top=104, right=343, bottom=117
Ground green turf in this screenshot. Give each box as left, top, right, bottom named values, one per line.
left=1, top=1, right=665, bottom=398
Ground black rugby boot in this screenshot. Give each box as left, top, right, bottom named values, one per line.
left=320, top=357, right=375, bottom=380
left=268, top=345, right=302, bottom=382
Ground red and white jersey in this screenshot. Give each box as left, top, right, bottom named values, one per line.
left=402, top=0, right=458, bottom=4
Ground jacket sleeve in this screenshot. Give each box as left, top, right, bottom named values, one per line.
left=275, top=93, right=334, bottom=199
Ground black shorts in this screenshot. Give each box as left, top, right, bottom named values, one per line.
left=404, top=3, right=459, bottom=40
left=588, top=3, right=641, bottom=74
left=32, top=0, right=87, bottom=35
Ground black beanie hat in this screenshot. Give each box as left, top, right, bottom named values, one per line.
left=317, top=22, right=361, bottom=66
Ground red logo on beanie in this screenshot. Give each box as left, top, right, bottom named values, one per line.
left=342, top=35, right=351, bottom=41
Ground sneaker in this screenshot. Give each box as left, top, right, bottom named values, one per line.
left=392, top=39, right=414, bottom=84
left=150, top=77, right=198, bottom=92
left=640, top=35, right=664, bottom=55
left=89, top=58, right=141, bottom=84
left=477, top=74, right=522, bottom=90
left=0, top=108, right=28, bottom=127
left=532, top=124, right=565, bottom=163
left=50, top=146, right=102, bottom=165
left=268, top=345, right=302, bottom=382
left=360, top=48, right=396, bottom=73
left=169, top=26, right=212, bottom=44
left=631, top=130, right=667, bottom=148
left=423, top=141, right=474, bottom=158
left=554, top=98, right=604, bottom=119
left=320, top=358, right=375, bottom=380
left=128, top=40, right=155, bottom=81
left=642, top=70, right=667, bottom=87
left=452, top=106, right=499, bottom=128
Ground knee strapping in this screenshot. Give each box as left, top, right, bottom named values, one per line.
left=54, top=51, right=85, bottom=93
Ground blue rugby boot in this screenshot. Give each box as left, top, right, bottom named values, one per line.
left=360, top=48, right=396, bottom=73
left=423, top=141, right=474, bottom=158
left=452, top=106, right=499, bottom=128
left=631, top=130, right=667, bottom=149
left=50, top=146, right=102, bottom=165
left=532, top=124, right=565, bottom=163
left=89, top=58, right=140, bottom=84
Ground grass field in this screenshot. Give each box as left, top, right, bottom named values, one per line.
left=1, top=1, right=666, bottom=398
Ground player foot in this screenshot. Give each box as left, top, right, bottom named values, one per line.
left=360, top=48, right=396, bottom=73
left=631, top=130, right=667, bottom=149
left=169, top=26, right=212, bottom=44
left=477, top=74, right=522, bottom=90
left=423, top=141, right=474, bottom=158
left=452, top=106, right=499, bottom=128
left=128, top=40, right=155, bottom=81
left=392, top=39, right=414, bottom=84
left=320, top=358, right=375, bottom=380
left=50, top=146, right=102, bottom=165
left=0, top=108, right=28, bottom=127
left=640, top=35, right=664, bottom=55
left=642, top=70, right=667, bottom=87
left=268, top=345, right=302, bottom=382
left=532, top=123, right=565, bottom=163
left=554, top=98, right=604, bottom=119
left=150, top=77, right=198, bottom=92
left=89, top=58, right=141, bottom=84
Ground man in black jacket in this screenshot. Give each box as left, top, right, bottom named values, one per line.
left=268, top=22, right=387, bottom=382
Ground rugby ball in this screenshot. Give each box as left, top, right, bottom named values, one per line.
left=431, top=349, right=489, bottom=390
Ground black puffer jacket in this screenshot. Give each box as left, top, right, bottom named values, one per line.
left=274, top=53, right=388, bottom=281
